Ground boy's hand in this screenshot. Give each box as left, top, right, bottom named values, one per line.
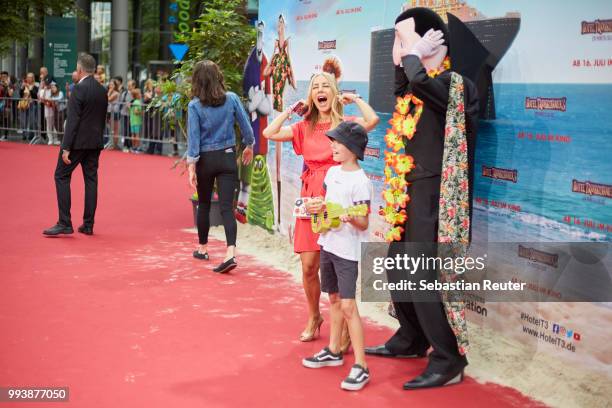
left=305, top=197, right=324, bottom=214
left=339, top=214, right=353, bottom=223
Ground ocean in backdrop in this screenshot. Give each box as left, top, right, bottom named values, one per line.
left=267, top=81, right=611, bottom=242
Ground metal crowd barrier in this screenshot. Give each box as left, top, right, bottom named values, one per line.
left=0, top=97, right=187, bottom=156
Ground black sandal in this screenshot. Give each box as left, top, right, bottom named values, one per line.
left=193, top=250, right=209, bottom=260
left=213, top=257, right=237, bottom=273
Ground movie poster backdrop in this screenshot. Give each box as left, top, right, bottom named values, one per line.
left=257, top=0, right=611, bottom=374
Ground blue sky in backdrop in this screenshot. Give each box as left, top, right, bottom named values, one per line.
left=259, top=0, right=612, bottom=83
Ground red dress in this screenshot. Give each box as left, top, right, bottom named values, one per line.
left=291, top=117, right=355, bottom=253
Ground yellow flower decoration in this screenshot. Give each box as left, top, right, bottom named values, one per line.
left=385, top=226, right=404, bottom=242
left=389, top=112, right=405, bottom=133
left=427, top=69, right=441, bottom=78
left=427, top=56, right=452, bottom=78
left=395, top=96, right=410, bottom=115
left=382, top=188, right=409, bottom=208
left=415, top=105, right=423, bottom=117
left=401, top=116, right=417, bottom=139
left=387, top=208, right=407, bottom=225
left=380, top=206, right=399, bottom=224
left=384, top=150, right=397, bottom=168
left=395, top=210, right=408, bottom=225
left=389, top=176, right=408, bottom=191
left=393, top=154, right=415, bottom=175
left=380, top=90, right=428, bottom=241
left=384, top=165, right=393, bottom=182
left=443, top=56, right=451, bottom=70
left=382, top=188, right=395, bottom=205
left=384, top=130, right=404, bottom=152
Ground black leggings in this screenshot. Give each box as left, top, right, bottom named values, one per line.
left=196, top=147, right=238, bottom=247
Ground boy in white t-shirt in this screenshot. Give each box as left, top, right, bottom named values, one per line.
left=302, top=121, right=373, bottom=391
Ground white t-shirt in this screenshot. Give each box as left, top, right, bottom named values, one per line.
left=317, top=165, right=373, bottom=261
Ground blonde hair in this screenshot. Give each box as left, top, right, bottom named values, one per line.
left=96, top=65, right=106, bottom=84
left=131, top=88, right=142, bottom=99
left=144, top=79, right=154, bottom=91
left=304, top=72, right=343, bottom=131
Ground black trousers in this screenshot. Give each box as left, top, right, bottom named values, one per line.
left=145, top=111, right=162, bottom=155
left=385, top=175, right=467, bottom=374
left=121, top=115, right=131, bottom=149
left=54, top=149, right=101, bottom=228
left=195, top=147, right=238, bottom=247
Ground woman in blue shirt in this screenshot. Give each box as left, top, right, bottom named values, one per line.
left=187, top=60, right=254, bottom=273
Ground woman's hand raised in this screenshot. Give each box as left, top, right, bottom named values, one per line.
left=339, top=93, right=359, bottom=105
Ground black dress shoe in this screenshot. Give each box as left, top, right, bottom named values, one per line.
left=213, top=257, right=237, bottom=273
left=364, top=345, right=427, bottom=359
left=78, top=225, right=93, bottom=235
left=43, top=224, right=74, bottom=236
left=192, top=250, right=209, bottom=260
left=403, top=369, right=465, bottom=390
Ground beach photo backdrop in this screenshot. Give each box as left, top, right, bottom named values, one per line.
left=257, top=0, right=611, bottom=379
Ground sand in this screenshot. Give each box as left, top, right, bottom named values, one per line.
left=193, top=222, right=612, bottom=408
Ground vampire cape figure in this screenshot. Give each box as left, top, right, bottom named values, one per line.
left=243, top=21, right=272, bottom=157
left=237, top=21, right=273, bottom=223
left=365, top=7, right=489, bottom=390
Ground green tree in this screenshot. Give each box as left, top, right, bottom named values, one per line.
left=0, top=0, right=82, bottom=56
left=181, top=0, right=255, bottom=93
left=140, top=0, right=161, bottom=67
left=153, top=0, right=256, bottom=134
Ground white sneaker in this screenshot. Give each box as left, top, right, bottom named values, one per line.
left=302, top=347, right=344, bottom=368
left=341, top=364, right=370, bottom=391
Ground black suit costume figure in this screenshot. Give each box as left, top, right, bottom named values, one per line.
left=365, top=8, right=490, bottom=390
left=45, top=72, right=108, bottom=235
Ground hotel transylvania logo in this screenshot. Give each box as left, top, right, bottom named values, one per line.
left=318, top=40, right=337, bottom=50
left=482, top=165, right=518, bottom=183
left=572, top=180, right=612, bottom=199
left=518, top=245, right=559, bottom=268
left=524, top=97, right=567, bottom=112
left=581, top=19, right=612, bottom=35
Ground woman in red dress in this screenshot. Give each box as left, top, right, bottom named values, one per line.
left=263, top=70, right=379, bottom=342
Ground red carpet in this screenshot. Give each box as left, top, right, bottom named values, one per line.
left=0, top=142, right=546, bottom=407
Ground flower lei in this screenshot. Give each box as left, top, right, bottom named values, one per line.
left=380, top=56, right=451, bottom=242
left=380, top=94, right=421, bottom=241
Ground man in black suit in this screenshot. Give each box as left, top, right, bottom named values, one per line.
left=43, top=53, right=108, bottom=236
